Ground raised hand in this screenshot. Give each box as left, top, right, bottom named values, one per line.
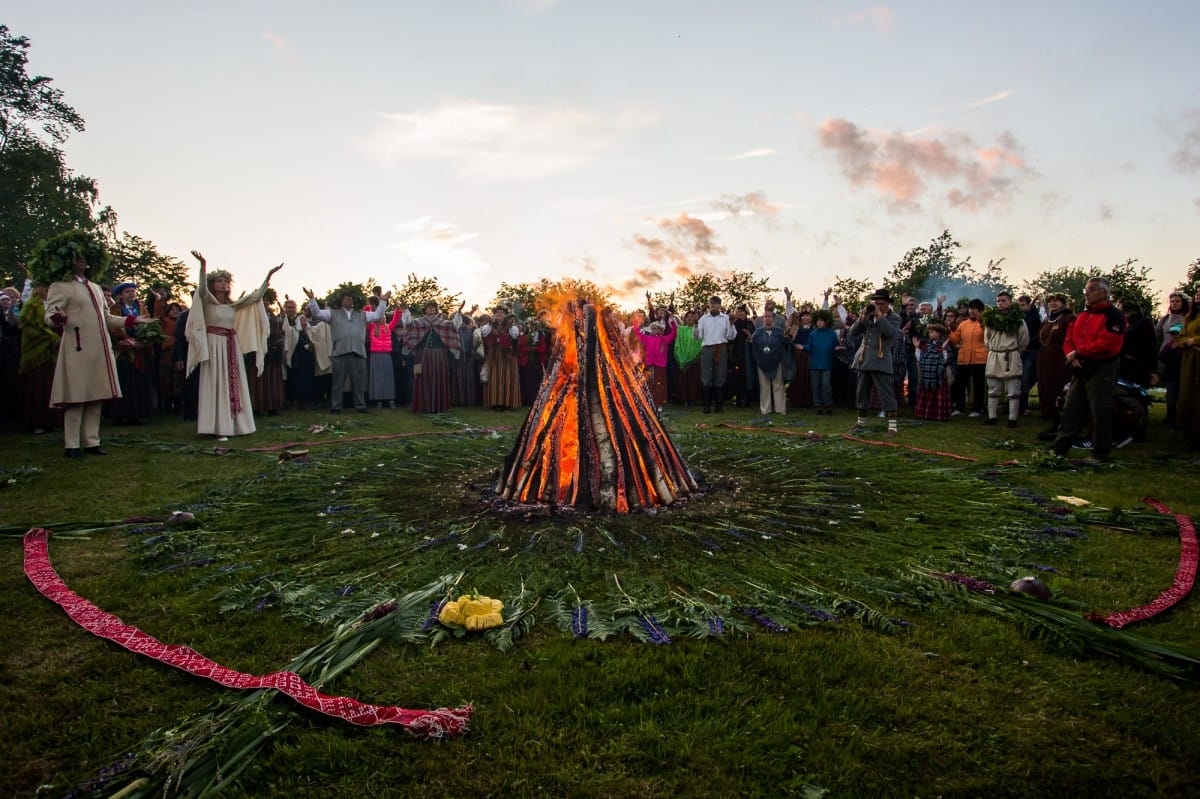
left=302, top=287, right=315, bottom=300
left=190, top=250, right=206, bottom=265
left=268, top=262, right=284, bottom=279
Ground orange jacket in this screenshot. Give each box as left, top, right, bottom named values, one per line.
left=948, top=317, right=987, bottom=365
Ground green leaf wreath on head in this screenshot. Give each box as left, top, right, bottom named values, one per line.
left=981, top=302, right=1025, bottom=335
left=26, top=229, right=113, bottom=285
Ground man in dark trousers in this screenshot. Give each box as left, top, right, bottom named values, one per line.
left=1051, top=278, right=1126, bottom=462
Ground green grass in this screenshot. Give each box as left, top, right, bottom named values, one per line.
left=2, top=401, right=1198, bottom=798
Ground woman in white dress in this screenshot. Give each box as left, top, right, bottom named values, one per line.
left=185, top=250, right=282, bottom=438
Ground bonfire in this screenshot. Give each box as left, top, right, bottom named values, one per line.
left=496, top=299, right=698, bottom=512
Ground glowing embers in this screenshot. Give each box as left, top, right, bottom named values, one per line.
left=496, top=301, right=697, bottom=512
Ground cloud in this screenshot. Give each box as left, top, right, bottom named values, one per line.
left=388, top=216, right=491, bottom=290
left=629, top=213, right=727, bottom=284
left=509, top=0, right=557, bottom=12
left=1169, top=109, right=1200, bottom=173
left=964, top=89, right=1015, bottom=110
left=728, top=147, right=776, bottom=161
left=851, top=6, right=895, bottom=33
left=815, top=117, right=1033, bottom=212
left=263, top=30, right=298, bottom=64
left=369, top=101, right=658, bottom=181
left=712, top=191, right=781, bottom=230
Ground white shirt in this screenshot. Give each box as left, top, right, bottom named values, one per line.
left=693, top=311, right=736, bottom=345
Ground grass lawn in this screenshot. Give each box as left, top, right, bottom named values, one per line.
left=1, top=399, right=1198, bottom=798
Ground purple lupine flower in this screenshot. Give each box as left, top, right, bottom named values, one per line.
left=890, top=618, right=912, bottom=628
left=571, top=605, right=588, bottom=638
left=421, top=598, right=447, bottom=631
left=789, top=601, right=840, bottom=623
left=1029, top=563, right=1059, bottom=573
left=637, top=614, right=671, bottom=644
left=737, top=606, right=790, bottom=633
left=939, top=573, right=996, bottom=593
left=706, top=615, right=725, bottom=635
left=254, top=594, right=276, bottom=613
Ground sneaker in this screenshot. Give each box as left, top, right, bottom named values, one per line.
left=951, top=410, right=963, bottom=417
left=1072, top=439, right=1093, bottom=450
left=1115, top=436, right=1134, bottom=449
left=968, top=411, right=982, bottom=418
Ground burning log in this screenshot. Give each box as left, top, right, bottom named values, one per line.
left=497, top=301, right=698, bottom=512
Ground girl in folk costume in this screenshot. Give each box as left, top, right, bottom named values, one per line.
left=281, top=298, right=318, bottom=409
left=31, top=230, right=154, bottom=457
left=914, top=323, right=953, bottom=421
left=247, top=289, right=286, bottom=415
left=634, top=312, right=677, bottom=411
left=106, top=282, right=156, bottom=425
left=366, top=297, right=403, bottom=408
left=185, top=250, right=282, bottom=438
left=480, top=309, right=522, bottom=410
left=402, top=301, right=463, bottom=413
left=672, top=310, right=703, bottom=407
left=517, top=313, right=551, bottom=408
left=1172, top=287, right=1200, bottom=449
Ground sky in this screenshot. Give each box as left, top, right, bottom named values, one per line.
left=6, top=0, right=1199, bottom=309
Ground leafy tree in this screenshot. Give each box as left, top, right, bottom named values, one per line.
left=829, top=275, right=876, bottom=314
left=884, top=229, right=1011, bottom=305
left=672, top=270, right=773, bottom=315
left=493, top=278, right=612, bottom=319
left=0, top=25, right=86, bottom=150
left=388, top=272, right=460, bottom=314
left=320, top=281, right=370, bottom=309
left=1023, top=259, right=1158, bottom=315
left=0, top=26, right=106, bottom=285
left=1180, top=258, right=1200, bottom=297
left=108, top=232, right=193, bottom=302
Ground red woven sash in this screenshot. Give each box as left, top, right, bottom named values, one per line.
left=1094, top=498, right=1197, bottom=629
left=23, top=528, right=470, bottom=737
left=206, top=325, right=243, bottom=414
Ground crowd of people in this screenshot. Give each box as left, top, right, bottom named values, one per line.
left=2, top=256, right=1198, bottom=462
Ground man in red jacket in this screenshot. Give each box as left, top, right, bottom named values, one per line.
left=1051, top=278, right=1126, bottom=462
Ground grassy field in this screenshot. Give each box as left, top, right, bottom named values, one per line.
left=1, top=400, right=1198, bottom=798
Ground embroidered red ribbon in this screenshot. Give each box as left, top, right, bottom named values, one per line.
left=1093, top=498, right=1197, bottom=629
left=23, top=528, right=470, bottom=736
left=206, top=326, right=243, bottom=414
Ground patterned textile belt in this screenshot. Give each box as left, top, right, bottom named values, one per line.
left=206, top=325, right=242, bottom=414
left=22, top=528, right=470, bottom=736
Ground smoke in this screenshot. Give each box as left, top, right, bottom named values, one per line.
left=1170, top=109, right=1200, bottom=173
left=816, top=118, right=1031, bottom=212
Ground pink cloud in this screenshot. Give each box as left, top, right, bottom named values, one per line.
left=629, top=213, right=727, bottom=282
left=816, top=117, right=1032, bottom=212
left=714, top=191, right=780, bottom=219
left=851, top=6, right=895, bottom=34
